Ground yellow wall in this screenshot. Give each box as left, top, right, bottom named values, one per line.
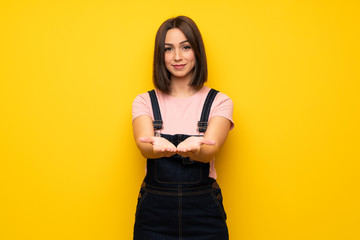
left=1, top=0, right=359, bottom=239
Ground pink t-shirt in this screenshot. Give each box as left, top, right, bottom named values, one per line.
left=132, top=86, right=234, bottom=179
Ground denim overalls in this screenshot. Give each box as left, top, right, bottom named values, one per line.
left=133, top=89, right=229, bottom=240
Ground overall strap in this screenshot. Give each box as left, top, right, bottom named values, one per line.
left=148, top=90, right=163, bottom=134
left=198, top=88, right=219, bottom=133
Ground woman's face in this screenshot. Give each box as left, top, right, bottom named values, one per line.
left=164, top=28, right=196, bottom=80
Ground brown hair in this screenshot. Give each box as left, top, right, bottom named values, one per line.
left=153, top=16, right=208, bottom=94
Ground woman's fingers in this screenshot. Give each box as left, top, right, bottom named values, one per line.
left=176, top=137, right=216, bottom=158
left=177, top=144, right=199, bottom=153
left=177, top=145, right=197, bottom=152
left=139, top=136, right=213, bottom=157
left=178, top=138, right=216, bottom=149
left=138, top=136, right=177, bottom=157
left=154, top=146, right=176, bottom=152
left=140, top=137, right=215, bottom=147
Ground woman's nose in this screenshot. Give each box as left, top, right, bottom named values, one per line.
left=174, top=49, right=182, bottom=60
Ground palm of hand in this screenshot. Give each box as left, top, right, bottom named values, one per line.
left=138, top=136, right=177, bottom=157
left=139, top=136, right=215, bottom=159
left=177, top=137, right=204, bottom=156
left=152, top=137, right=177, bottom=153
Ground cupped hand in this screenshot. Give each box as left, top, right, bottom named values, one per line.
left=176, top=136, right=216, bottom=158
left=138, top=136, right=177, bottom=157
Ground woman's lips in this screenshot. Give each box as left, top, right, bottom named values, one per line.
left=173, top=64, right=186, bottom=69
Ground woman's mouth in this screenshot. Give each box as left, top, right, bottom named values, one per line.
left=173, top=64, right=186, bottom=69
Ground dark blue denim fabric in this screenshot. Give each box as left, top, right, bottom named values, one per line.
left=134, top=134, right=229, bottom=240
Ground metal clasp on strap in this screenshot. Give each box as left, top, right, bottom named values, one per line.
left=197, top=89, right=219, bottom=133
left=197, top=121, right=208, bottom=133
left=153, top=120, right=162, bottom=137
left=153, top=120, right=163, bottom=130
left=148, top=90, right=164, bottom=135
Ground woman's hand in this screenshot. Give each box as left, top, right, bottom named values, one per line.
left=133, top=115, right=230, bottom=162
left=176, top=137, right=216, bottom=158
left=138, top=136, right=177, bottom=158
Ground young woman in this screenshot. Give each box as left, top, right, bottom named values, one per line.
left=132, top=16, right=234, bottom=240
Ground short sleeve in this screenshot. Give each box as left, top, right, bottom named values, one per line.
left=209, top=92, right=234, bottom=130
left=132, top=93, right=153, bottom=122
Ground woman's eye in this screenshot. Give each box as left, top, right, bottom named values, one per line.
left=165, top=47, right=172, bottom=51
left=183, top=45, right=191, bottom=50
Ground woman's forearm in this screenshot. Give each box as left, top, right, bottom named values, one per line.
left=135, top=141, right=158, bottom=159
left=191, top=144, right=220, bottom=163
left=192, top=116, right=231, bottom=163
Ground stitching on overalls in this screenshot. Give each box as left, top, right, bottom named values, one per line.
left=135, top=191, right=148, bottom=220
left=144, top=188, right=213, bottom=196
left=144, top=182, right=214, bottom=191
left=178, top=186, right=182, bottom=240
left=154, top=158, right=203, bottom=184
left=210, top=191, right=227, bottom=222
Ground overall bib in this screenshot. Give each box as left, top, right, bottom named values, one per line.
left=133, top=89, right=229, bottom=240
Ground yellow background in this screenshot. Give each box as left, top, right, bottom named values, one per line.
left=1, top=0, right=359, bottom=239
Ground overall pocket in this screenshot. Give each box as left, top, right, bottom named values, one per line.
left=135, top=187, right=148, bottom=220
left=155, top=156, right=202, bottom=184
left=210, top=188, right=227, bottom=222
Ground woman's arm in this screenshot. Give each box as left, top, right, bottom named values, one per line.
left=133, top=115, right=177, bottom=159
left=177, top=116, right=231, bottom=163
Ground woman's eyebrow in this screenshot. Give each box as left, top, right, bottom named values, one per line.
left=165, top=40, right=189, bottom=45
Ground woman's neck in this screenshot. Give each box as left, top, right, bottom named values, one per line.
left=169, top=76, right=199, bottom=98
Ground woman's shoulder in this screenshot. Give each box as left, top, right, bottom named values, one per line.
left=133, top=87, right=232, bottom=104
left=132, top=88, right=167, bottom=108
left=207, top=88, right=234, bottom=129
left=215, top=91, right=233, bottom=103
left=132, top=91, right=152, bottom=110
left=132, top=91, right=154, bottom=121
left=203, top=86, right=233, bottom=103
left=133, top=90, right=154, bottom=102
